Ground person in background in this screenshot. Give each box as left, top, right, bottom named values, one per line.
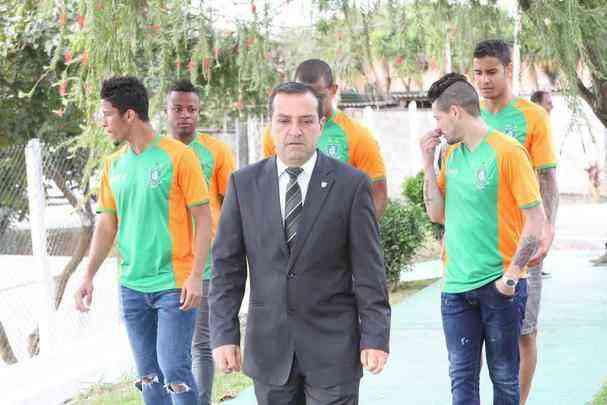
left=166, top=79, right=236, bottom=405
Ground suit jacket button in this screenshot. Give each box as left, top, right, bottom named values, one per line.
left=287, top=271, right=295, bottom=278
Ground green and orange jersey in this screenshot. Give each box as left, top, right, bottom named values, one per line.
left=97, top=135, right=209, bottom=293
left=262, top=109, right=386, bottom=182
left=188, top=133, right=236, bottom=280
left=481, top=97, right=557, bottom=169
left=437, top=130, right=541, bottom=293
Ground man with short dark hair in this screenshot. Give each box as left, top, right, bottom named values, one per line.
left=262, top=59, right=388, bottom=218
left=420, top=73, right=545, bottom=405
left=166, top=79, right=236, bottom=405
left=210, top=81, right=391, bottom=405
left=530, top=90, right=554, bottom=115
left=473, top=39, right=559, bottom=405
left=75, top=76, right=212, bottom=405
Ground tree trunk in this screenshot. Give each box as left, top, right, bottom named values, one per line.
left=0, top=320, right=18, bottom=365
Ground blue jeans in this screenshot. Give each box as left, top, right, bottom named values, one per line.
left=441, top=278, right=527, bottom=405
left=192, top=279, right=214, bottom=405
left=120, top=286, right=199, bottom=405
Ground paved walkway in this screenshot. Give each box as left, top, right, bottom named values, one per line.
left=228, top=203, right=607, bottom=404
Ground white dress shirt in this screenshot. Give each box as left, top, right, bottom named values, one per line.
left=276, top=151, right=317, bottom=222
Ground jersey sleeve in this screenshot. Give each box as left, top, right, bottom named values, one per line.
left=178, top=148, right=210, bottom=207
left=505, top=145, right=542, bottom=208
left=350, top=126, right=386, bottom=182
left=262, top=125, right=276, bottom=158
left=527, top=109, right=558, bottom=169
left=96, top=158, right=117, bottom=214
left=215, top=143, right=236, bottom=197
left=437, top=145, right=453, bottom=194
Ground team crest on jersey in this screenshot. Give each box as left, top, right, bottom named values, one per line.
left=504, top=124, right=517, bottom=138
left=475, top=166, right=489, bottom=190
left=148, top=164, right=162, bottom=188
left=326, top=143, right=340, bottom=159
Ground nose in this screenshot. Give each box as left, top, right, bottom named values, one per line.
left=286, top=122, right=304, bottom=137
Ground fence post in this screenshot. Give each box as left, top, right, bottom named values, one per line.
left=236, top=117, right=249, bottom=168
left=407, top=100, right=419, bottom=177
left=25, top=138, right=54, bottom=355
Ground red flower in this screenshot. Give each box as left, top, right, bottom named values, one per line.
left=64, top=50, right=73, bottom=64
left=53, top=109, right=65, bottom=117
left=394, top=56, right=404, bottom=66
left=77, top=15, right=85, bottom=29
left=214, top=47, right=220, bottom=59
left=59, top=13, right=67, bottom=27
left=175, top=58, right=181, bottom=70
left=265, top=51, right=273, bottom=61
left=202, top=57, right=210, bottom=71
left=188, top=59, right=197, bottom=73
left=251, top=3, right=257, bottom=14
left=59, top=81, right=68, bottom=97
left=82, top=51, right=89, bottom=65
left=234, top=99, right=244, bottom=111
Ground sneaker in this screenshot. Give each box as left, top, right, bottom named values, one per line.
left=541, top=271, right=552, bottom=278
left=591, top=253, right=607, bottom=265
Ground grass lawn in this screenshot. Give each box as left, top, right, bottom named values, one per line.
left=68, top=372, right=253, bottom=404
left=69, top=279, right=436, bottom=404
left=591, top=379, right=607, bottom=405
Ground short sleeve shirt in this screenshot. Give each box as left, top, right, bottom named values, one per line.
left=97, top=135, right=209, bottom=292
left=437, top=130, right=541, bottom=293
left=481, top=97, right=557, bottom=169
left=188, top=134, right=236, bottom=279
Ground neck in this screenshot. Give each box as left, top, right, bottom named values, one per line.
left=174, top=131, right=196, bottom=145
left=461, top=118, right=489, bottom=151
left=278, top=151, right=316, bottom=168
left=128, top=123, right=156, bottom=154
left=483, top=87, right=514, bottom=113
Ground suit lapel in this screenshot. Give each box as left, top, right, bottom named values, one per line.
left=258, top=157, right=289, bottom=258
left=287, top=153, right=335, bottom=271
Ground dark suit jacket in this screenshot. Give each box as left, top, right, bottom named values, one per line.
left=209, top=151, right=391, bottom=387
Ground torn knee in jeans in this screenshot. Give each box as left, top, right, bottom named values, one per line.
left=134, top=374, right=160, bottom=391
left=166, top=382, right=192, bottom=394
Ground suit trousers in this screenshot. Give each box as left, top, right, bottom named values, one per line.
left=253, top=354, right=360, bottom=405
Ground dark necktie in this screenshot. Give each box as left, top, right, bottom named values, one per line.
left=284, top=167, right=303, bottom=252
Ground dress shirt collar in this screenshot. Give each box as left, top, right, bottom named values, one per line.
left=276, top=151, right=318, bottom=178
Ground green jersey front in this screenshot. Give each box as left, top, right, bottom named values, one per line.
left=97, top=135, right=209, bottom=292
left=437, top=131, right=541, bottom=293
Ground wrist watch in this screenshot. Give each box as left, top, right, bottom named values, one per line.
left=503, top=276, right=518, bottom=288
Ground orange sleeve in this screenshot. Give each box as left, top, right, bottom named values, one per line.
left=350, top=127, right=386, bottom=182
left=215, top=143, right=236, bottom=197
left=96, top=159, right=116, bottom=214
left=178, top=148, right=209, bottom=207
left=262, top=125, right=276, bottom=158
left=437, top=146, right=452, bottom=194
left=505, top=145, right=542, bottom=208
left=526, top=109, right=557, bottom=169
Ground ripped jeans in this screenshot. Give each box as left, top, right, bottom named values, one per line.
left=120, top=286, right=199, bottom=405
left=441, top=278, right=527, bottom=405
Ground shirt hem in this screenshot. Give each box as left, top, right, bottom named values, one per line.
left=535, top=163, right=557, bottom=170
left=188, top=199, right=210, bottom=208
left=520, top=200, right=541, bottom=209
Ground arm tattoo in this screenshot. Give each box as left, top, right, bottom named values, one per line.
left=423, top=175, right=433, bottom=203
left=538, top=168, right=559, bottom=226
left=513, top=235, right=540, bottom=268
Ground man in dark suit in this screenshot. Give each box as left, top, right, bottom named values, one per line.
left=209, top=81, right=391, bottom=404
